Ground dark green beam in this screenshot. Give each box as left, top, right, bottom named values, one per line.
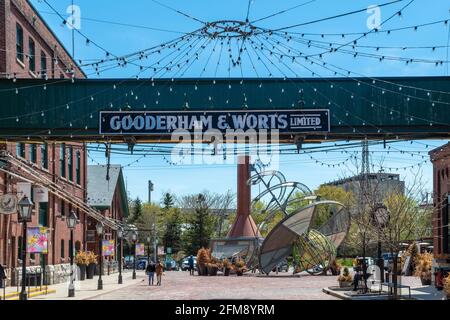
left=0, top=77, right=449, bottom=142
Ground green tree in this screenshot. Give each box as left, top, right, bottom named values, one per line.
left=162, top=192, right=175, bottom=210
left=182, top=194, right=216, bottom=254
left=162, top=208, right=183, bottom=253
left=129, top=197, right=143, bottom=223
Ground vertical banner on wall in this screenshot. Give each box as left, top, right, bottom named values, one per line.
left=135, top=244, right=145, bottom=256
left=102, top=240, right=115, bottom=257
left=27, top=227, right=49, bottom=254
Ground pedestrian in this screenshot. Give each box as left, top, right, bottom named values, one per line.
left=146, top=261, right=156, bottom=286
left=188, top=255, right=195, bottom=276
left=0, top=264, right=6, bottom=289
left=156, top=260, right=164, bottom=286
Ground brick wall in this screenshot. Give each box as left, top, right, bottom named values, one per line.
left=2, top=0, right=85, bottom=79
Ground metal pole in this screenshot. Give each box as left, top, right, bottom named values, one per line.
left=148, top=181, right=152, bottom=204
left=118, top=237, right=123, bottom=284
left=19, top=221, right=27, bottom=300
left=132, top=242, right=136, bottom=280
left=153, top=225, right=157, bottom=263
left=97, top=237, right=103, bottom=290
left=68, top=230, right=75, bottom=297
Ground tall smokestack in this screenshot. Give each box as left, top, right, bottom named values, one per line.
left=227, top=155, right=261, bottom=238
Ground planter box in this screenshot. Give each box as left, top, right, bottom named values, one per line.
left=224, top=268, right=231, bottom=276
left=86, top=264, right=96, bottom=279
left=339, top=281, right=352, bottom=288
left=78, top=264, right=87, bottom=281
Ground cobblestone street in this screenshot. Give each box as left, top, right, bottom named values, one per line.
left=88, top=271, right=338, bottom=300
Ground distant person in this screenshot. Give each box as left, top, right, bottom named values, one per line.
left=146, top=261, right=156, bottom=286
left=0, top=264, right=6, bottom=288
left=188, top=255, right=195, bottom=276
left=156, top=260, right=164, bottom=286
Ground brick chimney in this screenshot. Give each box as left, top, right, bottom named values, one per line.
left=227, top=155, right=261, bottom=238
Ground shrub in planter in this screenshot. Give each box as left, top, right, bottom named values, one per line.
left=337, top=267, right=353, bottom=288
left=223, top=259, right=231, bottom=276
left=75, top=251, right=88, bottom=281
left=234, top=259, right=247, bottom=276
left=86, top=252, right=98, bottom=279
left=196, top=248, right=210, bottom=276
left=414, top=253, right=432, bottom=286
left=329, top=259, right=342, bottom=276
left=443, top=275, right=450, bottom=300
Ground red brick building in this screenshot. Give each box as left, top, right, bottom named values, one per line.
left=429, top=143, right=450, bottom=276
left=86, top=165, right=129, bottom=258
left=0, top=0, right=88, bottom=284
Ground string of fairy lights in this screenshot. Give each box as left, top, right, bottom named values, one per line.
left=1, top=0, right=449, bottom=174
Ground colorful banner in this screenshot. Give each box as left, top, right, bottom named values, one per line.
left=135, top=243, right=145, bottom=256
left=102, top=240, right=115, bottom=257
left=27, top=227, right=48, bottom=254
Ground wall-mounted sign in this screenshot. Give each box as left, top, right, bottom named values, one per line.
left=17, top=182, right=31, bottom=200
left=0, top=194, right=17, bottom=215
left=99, top=110, right=330, bottom=135
left=33, top=187, right=49, bottom=203
left=157, top=246, right=165, bottom=255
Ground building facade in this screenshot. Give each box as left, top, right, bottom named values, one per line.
left=0, top=0, right=87, bottom=284
left=86, top=165, right=128, bottom=258
left=429, top=144, right=450, bottom=276
left=324, top=173, right=405, bottom=206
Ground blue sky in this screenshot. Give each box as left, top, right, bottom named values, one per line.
left=30, top=0, right=450, bottom=203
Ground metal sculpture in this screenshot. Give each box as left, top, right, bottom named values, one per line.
left=248, top=160, right=351, bottom=275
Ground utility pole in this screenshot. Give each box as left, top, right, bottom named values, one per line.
left=148, top=180, right=154, bottom=204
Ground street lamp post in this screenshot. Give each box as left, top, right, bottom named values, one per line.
left=96, top=222, right=104, bottom=290
left=131, top=231, right=138, bottom=280
left=146, top=236, right=151, bottom=264
left=117, top=228, right=123, bottom=284
left=67, top=211, right=78, bottom=297
left=372, top=204, right=390, bottom=283
left=152, top=223, right=157, bottom=263
left=18, top=196, right=34, bottom=301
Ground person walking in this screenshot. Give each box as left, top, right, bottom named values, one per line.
left=0, top=264, right=6, bottom=289
left=155, top=260, right=164, bottom=286
left=146, top=261, right=156, bottom=286
left=188, top=255, right=195, bottom=276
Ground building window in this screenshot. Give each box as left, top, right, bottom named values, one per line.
left=61, top=239, right=65, bottom=258
left=41, top=143, right=48, bottom=169
left=30, top=144, right=37, bottom=163
left=40, top=51, right=47, bottom=79
left=60, top=199, right=65, bottom=217
left=60, top=144, right=66, bottom=178
left=29, top=38, right=36, bottom=72
left=39, top=203, right=48, bottom=227
left=16, top=143, right=25, bottom=158
left=76, top=151, right=81, bottom=184
left=68, top=146, right=73, bottom=181
left=16, top=24, right=24, bottom=62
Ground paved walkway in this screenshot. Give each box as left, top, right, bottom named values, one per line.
left=1, top=270, right=143, bottom=300
left=90, top=271, right=338, bottom=300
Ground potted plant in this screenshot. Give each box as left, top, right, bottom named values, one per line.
left=207, top=258, right=220, bottom=276
left=234, top=259, right=246, bottom=276
left=443, top=275, right=450, bottom=300
left=414, top=252, right=432, bottom=285
left=329, top=259, right=342, bottom=276
left=223, top=259, right=231, bottom=276
left=196, top=248, right=210, bottom=276
left=75, top=251, right=88, bottom=281
left=86, top=251, right=98, bottom=279
left=337, top=267, right=353, bottom=288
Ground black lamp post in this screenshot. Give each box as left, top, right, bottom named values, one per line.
left=96, top=222, right=104, bottom=290
left=67, top=211, right=78, bottom=297
left=146, top=236, right=151, bottom=265
left=131, top=231, right=137, bottom=280
left=18, top=196, right=34, bottom=301
left=117, top=228, right=123, bottom=284
left=372, top=204, right=390, bottom=283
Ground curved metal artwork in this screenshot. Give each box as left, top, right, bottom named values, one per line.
left=248, top=164, right=351, bottom=275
